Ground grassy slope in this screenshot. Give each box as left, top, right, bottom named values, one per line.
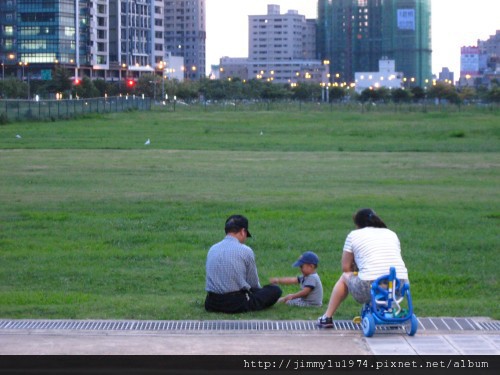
left=0, top=108, right=498, bottom=320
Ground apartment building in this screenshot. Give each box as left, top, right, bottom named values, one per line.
left=164, top=0, right=206, bottom=80
left=220, top=4, right=326, bottom=85
left=0, top=0, right=205, bottom=82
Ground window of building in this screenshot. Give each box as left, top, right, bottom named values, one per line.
left=65, top=27, right=75, bottom=37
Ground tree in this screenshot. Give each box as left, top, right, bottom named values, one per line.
left=376, top=87, right=391, bottom=103
left=411, top=86, right=426, bottom=102
left=391, top=88, right=411, bottom=104
left=242, top=79, right=266, bottom=99
left=51, top=66, right=72, bottom=97
left=176, top=80, right=200, bottom=101
left=261, top=82, right=290, bottom=101
left=487, top=87, right=500, bottom=103
left=329, top=86, right=346, bottom=102
left=73, top=77, right=99, bottom=98
left=427, top=82, right=460, bottom=104
left=0, top=78, right=28, bottom=99
left=136, top=74, right=155, bottom=98
left=93, top=79, right=112, bottom=97
left=291, top=82, right=321, bottom=101
left=359, top=88, right=377, bottom=103
left=201, top=79, right=229, bottom=101
left=458, top=87, right=476, bottom=103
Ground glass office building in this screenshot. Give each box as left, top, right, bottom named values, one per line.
left=0, top=0, right=205, bottom=81
left=1, top=0, right=86, bottom=79
left=317, top=0, right=432, bottom=87
left=16, top=0, right=78, bottom=64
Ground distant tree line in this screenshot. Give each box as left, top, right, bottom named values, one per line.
left=1, top=67, right=499, bottom=105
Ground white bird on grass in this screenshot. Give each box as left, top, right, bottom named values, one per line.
left=16, top=134, right=22, bottom=139
left=144, top=138, right=150, bottom=145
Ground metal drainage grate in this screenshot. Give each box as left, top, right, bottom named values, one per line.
left=0, top=318, right=497, bottom=332
left=478, top=321, right=500, bottom=331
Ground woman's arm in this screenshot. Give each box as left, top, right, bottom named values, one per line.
left=341, top=251, right=355, bottom=273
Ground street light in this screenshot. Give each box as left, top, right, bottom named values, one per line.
left=19, top=61, right=28, bottom=80
left=149, top=80, right=157, bottom=101
left=157, top=61, right=166, bottom=101
left=119, top=63, right=127, bottom=80
left=19, top=61, right=29, bottom=99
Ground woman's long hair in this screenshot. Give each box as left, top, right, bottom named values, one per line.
left=353, top=208, right=387, bottom=228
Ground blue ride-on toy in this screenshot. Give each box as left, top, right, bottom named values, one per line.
left=360, top=266, right=418, bottom=337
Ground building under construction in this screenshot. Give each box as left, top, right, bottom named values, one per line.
left=317, top=0, right=432, bottom=87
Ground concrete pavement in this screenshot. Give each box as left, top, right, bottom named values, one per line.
left=0, top=318, right=499, bottom=355
left=1, top=329, right=499, bottom=355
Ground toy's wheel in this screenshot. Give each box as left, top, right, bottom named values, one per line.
left=362, top=313, right=376, bottom=337
left=405, top=314, right=418, bottom=336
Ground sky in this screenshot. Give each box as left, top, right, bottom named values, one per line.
left=205, top=0, right=500, bottom=78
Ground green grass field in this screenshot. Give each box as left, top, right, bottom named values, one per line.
left=0, top=107, right=498, bottom=321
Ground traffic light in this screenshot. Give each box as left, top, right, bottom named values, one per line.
left=74, top=78, right=81, bottom=85
left=126, top=79, right=135, bottom=87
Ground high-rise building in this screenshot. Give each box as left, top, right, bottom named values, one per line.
left=459, top=30, right=500, bottom=87
left=108, top=0, right=164, bottom=80
left=479, top=30, right=500, bottom=76
left=249, top=4, right=316, bottom=62
left=317, top=0, right=432, bottom=87
left=479, top=30, right=500, bottom=61
left=460, top=46, right=487, bottom=78
left=220, top=4, right=326, bottom=85
left=438, top=67, right=454, bottom=84
left=0, top=0, right=205, bottom=83
left=164, top=0, right=206, bottom=80
left=0, top=0, right=82, bottom=79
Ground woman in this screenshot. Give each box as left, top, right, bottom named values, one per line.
left=317, top=208, right=409, bottom=328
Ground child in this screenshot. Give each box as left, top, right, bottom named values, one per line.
left=270, top=251, right=323, bottom=307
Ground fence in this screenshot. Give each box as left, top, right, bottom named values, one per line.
left=0, top=96, right=152, bottom=122
left=158, top=99, right=499, bottom=114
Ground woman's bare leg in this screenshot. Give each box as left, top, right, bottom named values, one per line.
left=323, top=273, right=351, bottom=318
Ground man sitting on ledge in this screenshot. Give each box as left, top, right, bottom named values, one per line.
left=205, top=214, right=282, bottom=313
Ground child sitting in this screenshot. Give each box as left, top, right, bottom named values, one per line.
left=270, top=251, right=323, bottom=306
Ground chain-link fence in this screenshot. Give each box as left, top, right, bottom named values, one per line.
left=0, top=96, right=151, bottom=122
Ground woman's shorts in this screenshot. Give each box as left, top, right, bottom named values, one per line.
left=345, top=274, right=372, bottom=304
left=346, top=274, right=410, bottom=304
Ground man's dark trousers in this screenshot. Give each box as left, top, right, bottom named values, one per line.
left=205, top=285, right=282, bottom=314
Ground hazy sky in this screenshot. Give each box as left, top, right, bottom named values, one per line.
left=205, top=0, right=499, bottom=78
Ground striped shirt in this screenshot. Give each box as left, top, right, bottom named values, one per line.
left=205, top=235, right=261, bottom=294
left=343, top=227, right=408, bottom=281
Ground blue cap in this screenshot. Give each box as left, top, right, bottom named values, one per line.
left=292, top=251, right=319, bottom=267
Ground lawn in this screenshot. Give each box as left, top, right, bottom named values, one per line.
left=0, top=107, right=498, bottom=320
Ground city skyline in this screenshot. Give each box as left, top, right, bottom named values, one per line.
left=206, top=0, right=499, bottom=79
